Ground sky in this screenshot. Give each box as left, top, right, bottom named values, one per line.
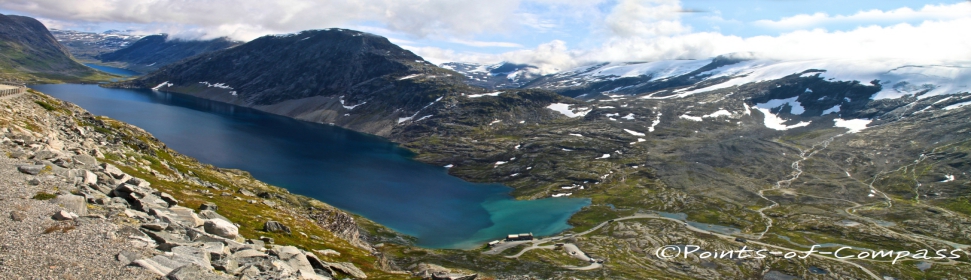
left=2, top=0, right=969, bottom=73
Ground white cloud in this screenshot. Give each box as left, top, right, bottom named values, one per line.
left=0, top=0, right=526, bottom=40
left=604, top=0, right=689, bottom=37
left=447, top=39, right=524, bottom=48
left=754, top=2, right=971, bottom=29
left=7, top=0, right=971, bottom=74
left=450, top=1, right=971, bottom=73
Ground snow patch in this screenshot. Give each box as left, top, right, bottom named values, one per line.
left=623, top=129, right=645, bottom=136
left=834, top=118, right=872, bottom=133
left=941, top=174, right=955, bottom=182
left=199, top=82, right=233, bottom=89
left=546, top=103, right=591, bottom=118
left=755, top=108, right=811, bottom=130
left=397, top=96, right=443, bottom=124
left=702, top=109, right=732, bottom=118
left=598, top=154, right=611, bottom=159
left=398, top=74, right=421, bottom=80
left=467, top=91, right=503, bottom=98
left=822, top=105, right=841, bottom=115
left=546, top=103, right=590, bottom=118
left=586, top=59, right=712, bottom=80
left=152, top=81, right=173, bottom=91
left=648, top=112, right=662, bottom=132
left=679, top=114, right=702, bottom=122
left=944, top=100, right=971, bottom=110
left=756, top=97, right=805, bottom=115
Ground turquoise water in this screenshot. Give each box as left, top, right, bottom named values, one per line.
left=31, top=84, right=590, bottom=249
left=654, top=211, right=743, bottom=235
left=84, top=63, right=141, bottom=77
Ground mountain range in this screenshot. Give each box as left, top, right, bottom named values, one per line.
left=4, top=14, right=969, bottom=278
left=96, top=34, right=240, bottom=73
left=0, top=13, right=109, bottom=82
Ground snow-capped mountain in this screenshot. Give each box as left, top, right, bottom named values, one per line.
left=441, top=61, right=542, bottom=89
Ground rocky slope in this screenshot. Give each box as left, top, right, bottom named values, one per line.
left=0, top=14, right=111, bottom=83
left=0, top=89, right=452, bottom=279
left=97, top=34, right=240, bottom=73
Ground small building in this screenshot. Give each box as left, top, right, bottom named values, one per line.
left=505, top=232, right=534, bottom=241
left=488, top=240, right=500, bottom=247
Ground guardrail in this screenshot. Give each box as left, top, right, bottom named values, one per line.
left=0, top=82, right=26, bottom=98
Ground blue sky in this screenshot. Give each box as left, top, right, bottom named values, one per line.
left=385, top=0, right=968, bottom=55
left=2, top=0, right=969, bottom=71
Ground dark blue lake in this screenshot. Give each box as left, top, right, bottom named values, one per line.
left=85, top=63, right=141, bottom=77
left=30, top=84, right=590, bottom=249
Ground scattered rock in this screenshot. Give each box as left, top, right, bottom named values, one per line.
left=72, top=154, right=98, bottom=166
left=17, top=165, right=45, bottom=175
left=171, top=245, right=213, bottom=269
left=117, top=250, right=143, bottom=264
left=232, top=249, right=268, bottom=259
left=273, top=246, right=319, bottom=279
left=10, top=210, right=27, bottom=221
left=158, top=192, right=178, bottom=207
left=102, top=163, right=127, bottom=179
left=326, top=262, right=367, bottom=279
left=32, top=150, right=58, bottom=160
left=27, top=178, right=40, bottom=185
left=246, top=239, right=265, bottom=249
left=80, top=170, right=98, bottom=186
left=262, top=200, right=277, bottom=207
left=51, top=194, right=88, bottom=215
left=198, top=210, right=230, bottom=223
left=168, top=206, right=204, bottom=227
left=52, top=210, right=78, bottom=221
left=199, top=202, right=217, bottom=211
left=260, top=236, right=274, bottom=244
left=141, top=222, right=169, bottom=231
left=237, top=189, right=255, bottom=197
left=127, top=177, right=151, bottom=188
left=315, top=249, right=340, bottom=257
left=204, top=219, right=239, bottom=239
left=166, top=263, right=228, bottom=280
left=263, top=220, right=291, bottom=234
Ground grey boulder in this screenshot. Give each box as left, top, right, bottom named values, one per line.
left=204, top=219, right=239, bottom=239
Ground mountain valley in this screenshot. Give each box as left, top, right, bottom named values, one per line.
left=1, top=10, right=969, bottom=279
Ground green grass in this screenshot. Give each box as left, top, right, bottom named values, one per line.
left=32, top=192, right=57, bottom=200
left=34, top=100, right=56, bottom=111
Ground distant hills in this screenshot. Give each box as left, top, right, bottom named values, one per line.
left=0, top=13, right=109, bottom=82
left=97, top=34, right=241, bottom=73
left=113, top=29, right=567, bottom=136
left=50, top=29, right=144, bottom=59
